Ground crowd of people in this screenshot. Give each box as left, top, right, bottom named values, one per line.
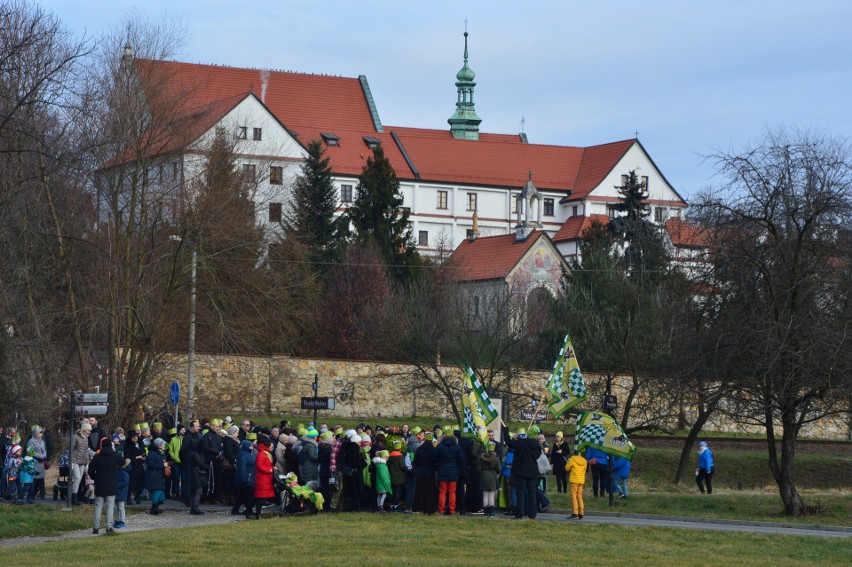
left=3, top=416, right=714, bottom=533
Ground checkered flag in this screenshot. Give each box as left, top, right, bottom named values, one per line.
left=546, top=333, right=588, bottom=418
left=462, top=407, right=476, bottom=435
left=566, top=367, right=587, bottom=397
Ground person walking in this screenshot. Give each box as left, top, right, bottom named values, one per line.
left=26, top=426, right=48, bottom=500
left=612, top=456, right=631, bottom=499
left=145, top=438, right=168, bottom=515
left=70, top=421, right=92, bottom=505
left=89, top=437, right=124, bottom=534
left=696, top=441, right=715, bottom=494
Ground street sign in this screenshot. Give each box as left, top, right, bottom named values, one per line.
left=74, top=393, right=108, bottom=404
left=74, top=404, right=108, bottom=416
left=170, top=381, right=180, bottom=406
left=301, top=397, right=335, bottom=410
left=518, top=408, right=543, bottom=422
left=601, top=394, right=618, bottom=411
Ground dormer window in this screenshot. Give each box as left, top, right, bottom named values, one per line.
left=363, top=136, right=380, bottom=149
left=321, top=132, right=339, bottom=147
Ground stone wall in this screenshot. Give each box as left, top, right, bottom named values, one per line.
left=152, top=353, right=850, bottom=439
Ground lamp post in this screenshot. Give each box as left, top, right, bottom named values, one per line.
left=171, top=235, right=197, bottom=418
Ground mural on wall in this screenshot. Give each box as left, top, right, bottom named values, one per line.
left=508, top=239, right=564, bottom=294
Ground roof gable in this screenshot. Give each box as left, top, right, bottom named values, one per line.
left=446, top=231, right=548, bottom=282
left=552, top=214, right=610, bottom=243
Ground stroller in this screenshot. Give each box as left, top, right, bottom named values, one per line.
left=52, top=450, right=70, bottom=501
left=275, top=472, right=323, bottom=515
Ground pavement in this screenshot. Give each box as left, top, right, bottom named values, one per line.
left=1, top=500, right=849, bottom=548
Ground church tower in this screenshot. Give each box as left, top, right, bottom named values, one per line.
left=448, top=31, right=482, bottom=140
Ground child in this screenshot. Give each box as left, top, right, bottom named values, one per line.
left=478, top=442, right=501, bottom=517
left=114, top=455, right=130, bottom=528
left=17, top=447, right=35, bottom=504
left=564, top=449, right=588, bottom=520
left=145, top=438, right=167, bottom=515
left=386, top=440, right=407, bottom=512
left=371, top=449, right=391, bottom=513
left=4, top=441, right=22, bottom=501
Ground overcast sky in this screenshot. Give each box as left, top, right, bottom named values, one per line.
left=43, top=0, right=852, bottom=201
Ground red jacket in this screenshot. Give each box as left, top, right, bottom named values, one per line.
left=254, top=445, right=275, bottom=498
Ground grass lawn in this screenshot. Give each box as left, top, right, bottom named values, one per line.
left=1, top=513, right=848, bottom=566
left=0, top=503, right=91, bottom=538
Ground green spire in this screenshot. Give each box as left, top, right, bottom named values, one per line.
left=448, top=31, right=481, bottom=140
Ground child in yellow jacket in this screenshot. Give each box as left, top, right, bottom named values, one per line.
left=565, top=452, right=588, bottom=519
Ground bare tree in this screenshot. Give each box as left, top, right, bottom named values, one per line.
left=695, top=127, right=852, bottom=515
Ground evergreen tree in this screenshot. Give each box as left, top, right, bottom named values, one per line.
left=608, top=170, right=667, bottom=282
left=346, top=145, right=419, bottom=280
left=284, top=139, right=342, bottom=266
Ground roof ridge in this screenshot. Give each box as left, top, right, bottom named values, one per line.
left=136, top=58, right=362, bottom=81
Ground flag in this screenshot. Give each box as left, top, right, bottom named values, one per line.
left=461, top=364, right=498, bottom=444
left=574, top=410, right=636, bottom=461
left=545, top=333, right=588, bottom=418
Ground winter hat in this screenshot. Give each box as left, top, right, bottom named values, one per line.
left=334, top=427, right=344, bottom=436
left=227, top=425, right=239, bottom=436
left=246, top=432, right=257, bottom=441
left=356, top=423, right=366, bottom=431
left=257, top=433, right=270, bottom=447
left=411, top=426, right=422, bottom=436
left=26, top=446, right=35, bottom=457
left=320, top=431, right=333, bottom=442
left=31, top=425, right=43, bottom=435
left=210, top=419, right=221, bottom=427
left=80, top=421, right=92, bottom=432
left=344, top=429, right=356, bottom=439
left=153, top=438, right=166, bottom=450
left=699, top=441, right=708, bottom=448
left=350, top=435, right=361, bottom=444
left=306, top=427, right=319, bottom=438
left=112, top=434, right=122, bottom=445
left=359, top=434, right=371, bottom=445
left=555, top=431, right=564, bottom=439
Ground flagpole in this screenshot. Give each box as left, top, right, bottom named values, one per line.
left=527, top=388, right=550, bottom=432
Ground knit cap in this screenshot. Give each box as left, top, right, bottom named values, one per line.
left=80, top=421, right=92, bottom=432
left=306, top=427, right=319, bottom=438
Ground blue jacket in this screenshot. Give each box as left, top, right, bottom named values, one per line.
left=584, top=448, right=610, bottom=467
left=145, top=449, right=166, bottom=492
left=698, top=448, right=714, bottom=471
left=18, top=456, right=35, bottom=484
left=235, top=440, right=256, bottom=487
left=611, top=456, right=631, bottom=478
left=116, top=467, right=130, bottom=502
left=435, top=436, right=465, bottom=482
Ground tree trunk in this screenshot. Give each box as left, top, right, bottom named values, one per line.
left=673, top=408, right=710, bottom=484
left=766, top=409, right=805, bottom=516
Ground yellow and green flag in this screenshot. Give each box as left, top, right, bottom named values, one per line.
left=574, top=410, right=636, bottom=461
left=461, top=364, right=497, bottom=445
left=545, top=333, right=588, bottom=418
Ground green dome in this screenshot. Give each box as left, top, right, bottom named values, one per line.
left=456, top=63, right=475, bottom=82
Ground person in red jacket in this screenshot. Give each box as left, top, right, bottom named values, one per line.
left=252, top=434, right=275, bottom=519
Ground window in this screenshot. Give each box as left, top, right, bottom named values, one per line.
left=543, top=198, right=554, bottom=216
left=655, top=207, right=666, bottom=222
left=466, top=192, right=477, bottom=211
left=607, top=205, right=617, bottom=220
left=321, top=132, right=339, bottom=146
left=418, top=231, right=428, bottom=246
left=269, top=166, right=283, bottom=185
left=572, top=205, right=578, bottom=217
left=253, top=127, right=262, bottom=141
left=236, top=126, right=247, bottom=140
left=269, top=202, right=282, bottom=223
left=171, top=162, right=178, bottom=181
left=473, top=296, right=480, bottom=316
left=466, top=228, right=475, bottom=239
left=363, top=136, right=380, bottom=149
left=621, top=174, right=628, bottom=185
left=511, top=193, right=519, bottom=214
left=437, top=190, right=448, bottom=210
left=242, top=164, right=256, bottom=180
left=642, top=175, right=649, bottom=191
left=340, top=184, right=353, bottom=203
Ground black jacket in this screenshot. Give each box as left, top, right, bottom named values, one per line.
left=413, top=441, right=438, bottom=477
left=89, top=445, right=124, bottom=497
left=505, top=436, right=542, bottom=479
left=202, top=430, right=223, bottom=462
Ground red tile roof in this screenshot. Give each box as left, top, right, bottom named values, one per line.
left=552, top=214, right=610, bottom=243
left=132, top=59, right=641, bottom=194
left=445, top=231, right=546, bottom=282
left=665, top=218, right=707, bottom=248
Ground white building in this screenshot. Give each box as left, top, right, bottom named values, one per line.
left=121, top=34, right=688, bottom=262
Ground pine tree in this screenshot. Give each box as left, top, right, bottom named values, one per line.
left=284, top=140, right=342, bottom=266
left=346, top=145, right=419, bottom=280
left=608, top=170, right=667, bottom=282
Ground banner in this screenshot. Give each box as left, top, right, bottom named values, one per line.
left=574, top=410, right=636, bottom=461
left=461, top=364, right=498, bottom=444
left=545, top=333, right=588, bottom=418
